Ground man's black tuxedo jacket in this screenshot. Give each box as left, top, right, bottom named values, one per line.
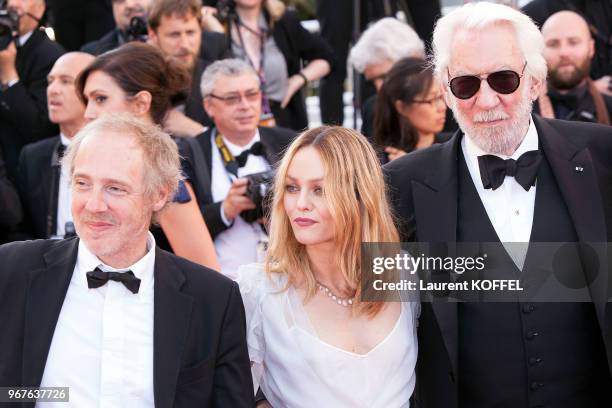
left=0, top=238, right=255, bottom=408
left=179, top=126, right=296, bottom=239
left=0, top=30, right=64, bottom=181
left=16, top=136, right=60, bottom=239
left=384, top=116, right=612, bottom=408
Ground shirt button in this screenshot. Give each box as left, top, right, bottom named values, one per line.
left=530, top=381, right=543, bottom=391
left=522, top=304, right=536, bottom=314
left=528, top=357, right=542, bottom=366
left=526, top=330, right=539, bottom=340
left=514, top=209, right=520, bottom=215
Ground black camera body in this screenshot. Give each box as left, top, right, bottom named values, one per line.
left=216, top=0, right=236, bottom=24
left=125, top=15, right=148, bottom=43
left=240, top=170, right=275, bottom=223
left=0, top=9, right=18, bottom=51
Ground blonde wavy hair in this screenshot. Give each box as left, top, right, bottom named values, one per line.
left=265, top=126, right=399, bottom=317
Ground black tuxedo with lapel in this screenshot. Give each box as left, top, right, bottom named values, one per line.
left=179, top=126, right=296, bottom=239
left=0, top=238, right=255, bottom=408
left=384, top=116, right=612, bottom=408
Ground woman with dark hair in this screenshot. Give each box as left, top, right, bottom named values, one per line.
left=202, top=0, right=335, bottom=130
left=76, top=42, right=219, bottom=270
left=374, top=57, right=448, bottom=163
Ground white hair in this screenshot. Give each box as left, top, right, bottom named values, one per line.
left=348, top=17, right=425, bottom=73
left=432, top=2, right=547, bottom=83
left=200, top=58, right=260, bottom=97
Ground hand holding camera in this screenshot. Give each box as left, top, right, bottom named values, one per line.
left=222, top=177, right=257, bottom=221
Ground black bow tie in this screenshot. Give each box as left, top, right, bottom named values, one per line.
left=235, top=141, right=265, bottom=167
left=478, top=150, right=542, bottom=191
left=86, top=267, right=141, bottom=294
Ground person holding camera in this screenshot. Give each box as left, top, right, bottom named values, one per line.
left=180, top=58, right=296, bottom=278
left=16, top=52, right=93, bottom=240
left=0, top=0, right=64, bottom=182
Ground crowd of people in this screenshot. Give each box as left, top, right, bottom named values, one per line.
left=0, top=0, right=611, bottom=407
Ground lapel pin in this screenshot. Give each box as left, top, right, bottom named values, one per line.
left=575, top=166, right=584, bottom=172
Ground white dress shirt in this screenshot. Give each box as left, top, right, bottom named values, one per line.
left=211, top=130, right=269, bottom=278
left=55, top=134, right=73, bottom=238
left=461, top=117, right=539, bottom=268
left=38, top=234, right=156, bottom=408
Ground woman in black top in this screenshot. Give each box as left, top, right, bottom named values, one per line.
left=204, top=0, right=335, bottom=130
left=374, top=57, right=449, bottom=163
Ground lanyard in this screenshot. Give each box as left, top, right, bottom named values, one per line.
left=233, top=15, right=273, bottom=117
left=214, top=130, right=241, bottom=179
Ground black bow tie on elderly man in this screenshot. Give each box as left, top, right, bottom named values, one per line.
left=478, top=150, right=542, bottom=191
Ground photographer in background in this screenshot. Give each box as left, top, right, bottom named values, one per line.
left=80, top=0, right=150, bottom=55
left=534, top=10, right=612, bottom=124
left=180, top=58, right=295, bottom=278
left=0, top=0, right=64, bottom=182
left=16, top=52, right=93, bottom=240
left=148, top=0, right=229, bottom=137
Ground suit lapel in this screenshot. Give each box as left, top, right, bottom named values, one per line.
left=413, top=134, right=460, bottom=376
left=535, top=117, right=608, bottom=328
left=23, top=238, right=78, bottom=386
left=153, top=249, right=193, bottom=408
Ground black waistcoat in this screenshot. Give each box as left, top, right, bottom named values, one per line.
left=456, top=146, right=611, bottom=408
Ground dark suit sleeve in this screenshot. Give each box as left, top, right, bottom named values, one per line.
left=202, top=201, right=232, bottom=239
left=0, top=147, right=22, bottom=228
left=0, top=38, right=64, bottom=144
left=283, top=11, right=335, bottom=70
left=212, top=281, right=254, bottom=407
left=383, top=160, right=418, bottom=242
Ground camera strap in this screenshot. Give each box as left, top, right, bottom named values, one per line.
left=215, top=131, right=241, bottom=180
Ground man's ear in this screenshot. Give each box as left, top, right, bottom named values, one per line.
left=529, top=75, right=544, bottom=101
left=147, top=27, right=158, bottom=46
left=203, top=97, right=214, bottom=118
left=131, top=90, right=153, bottom=117
left=151, top=185, right=170, bottom=213
left=588, top=38, right=595, bottom=59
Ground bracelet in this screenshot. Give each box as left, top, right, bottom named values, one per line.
left=297, top=71, right=308, bottom=88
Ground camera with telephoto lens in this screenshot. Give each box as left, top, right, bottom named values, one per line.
left=240, top=170, right=275, bottom=223
left=125, top=15, right=148, bottom=43
left=0, top=8, right=18, bottom=51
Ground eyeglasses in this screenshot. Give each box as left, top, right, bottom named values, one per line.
left=447, top=62, right=527, bottom=100
left=207, top=89, right=261, bottom=106
left=412, top=94, right=445, bottom=106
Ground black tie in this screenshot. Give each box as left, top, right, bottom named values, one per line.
left=235, top=141, right=265, bottom=167
left=478, top=150, right=542, bottom=191
left=86, top=267, right=141, bottom=294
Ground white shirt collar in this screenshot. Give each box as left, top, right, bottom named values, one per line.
left=59, top=133, right=70, bottom=146
left=75, top=232, right=156, bottom=293
left=18, top=31, right=33, bottom=46
left=464, top=116, right=539, bottom=162
left=221, top=129, right=261, bottom=157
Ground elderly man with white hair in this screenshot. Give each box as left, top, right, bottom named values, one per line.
left=385, top=3, right=612, bottom=407
left=348, top=17, right=425, bottom=138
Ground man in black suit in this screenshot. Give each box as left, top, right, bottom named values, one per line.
left=0, top=145, right=22, bottom=243
left=17, top=52, right=93, bottom=240
left=148, top=0, right=229, bottom=137
left=534, top=10, right=612, bottom=124
left=0, top=0, right=64, bottom=182
left=385, top=3, right=612, bottom=407
left=0, top=114, right=254, bottom=407
left=180, top=58, right=295, bottom=277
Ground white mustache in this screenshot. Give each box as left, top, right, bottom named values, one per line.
left=473, top=110, right=510, bottom=123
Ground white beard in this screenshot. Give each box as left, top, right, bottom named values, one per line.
left=449, top=83, right=533, bottom=155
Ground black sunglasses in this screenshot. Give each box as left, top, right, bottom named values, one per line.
left=447, top=62, right=527, bottom=100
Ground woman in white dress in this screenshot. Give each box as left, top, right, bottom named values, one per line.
left=236, top=126, right=418, bottom=407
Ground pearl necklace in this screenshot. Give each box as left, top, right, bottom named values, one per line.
left=316, top=281, right=354, bottom=307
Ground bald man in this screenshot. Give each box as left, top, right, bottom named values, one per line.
left=16, top=52, right=95, bottom=239
left=535, top=11, right=612, bottom=125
